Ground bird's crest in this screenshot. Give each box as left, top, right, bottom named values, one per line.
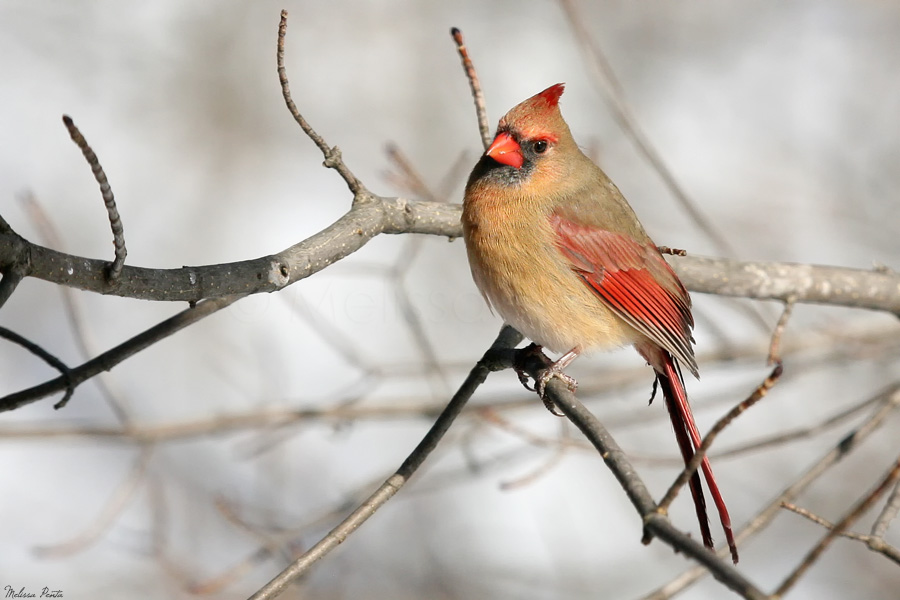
left=499, top=83, right=567, bottom=141
left=538, top=83, right=565, bottom=107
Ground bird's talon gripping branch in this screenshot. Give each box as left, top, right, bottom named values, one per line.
left=512, top=342, right=546, bottom=392
left=535, top=367, right=576, bottom=416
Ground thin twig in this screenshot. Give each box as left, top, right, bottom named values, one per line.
left=0, top=326, right=74, bottom=408
left=34, top=447, right=153, bottom=557
left=499, top=419, right=572, bottom=490
left=775, top=456, right=900, bottom=596
left=871, top=480, right=900, bottom=539
left=247, top=326, right=523, bottom=600
left=61, top=115, right=127, bottom=280
left=450, top=27, right=491, bottom=150
left=657, top=246, right=687, bottom=257
left=3, top=200, right=900, bottom=312
left=277, top=10, right=365, bottom=197
left=768, top=296, right=796, bottom=365
left=385, top=143, right=441, bottom=203
left=780, top=502, right=900, bottom=566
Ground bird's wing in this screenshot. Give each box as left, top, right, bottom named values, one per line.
left=549, top=212, right=697, bottom=375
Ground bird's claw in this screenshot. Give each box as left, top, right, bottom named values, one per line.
left=515, top=367, right=536, bottom=392
left=513, top=343, right=578, bottom=417
left=513, top=343, right=545, bottom=393
left=535, top=367, right=577, bottom=417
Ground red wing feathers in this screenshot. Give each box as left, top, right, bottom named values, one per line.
left=549, top=214, right=698, bottom=376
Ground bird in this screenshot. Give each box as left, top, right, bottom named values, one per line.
left=461, top=83, right=738, bottom=563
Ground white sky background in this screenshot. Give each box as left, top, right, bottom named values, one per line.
left=1, top=1, right=899, bottom=599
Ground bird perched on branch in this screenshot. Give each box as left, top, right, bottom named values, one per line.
left=462, top=83, right=737, bottom=563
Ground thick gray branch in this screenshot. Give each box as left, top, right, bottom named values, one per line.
left=671, top=255, right=900, bottom=314
left=0, top=202, right=897, bottom=314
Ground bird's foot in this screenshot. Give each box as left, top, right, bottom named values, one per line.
left=535, top=367, right=577, bottom=416
left=513, top=344, right=580, bottom=417
left=513, top=343, right=545, bottom=392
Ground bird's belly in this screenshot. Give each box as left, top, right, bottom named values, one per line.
left=468, top=236, right=638, bottom=354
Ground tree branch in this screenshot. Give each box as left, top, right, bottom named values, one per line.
left=1, top=203, right=897, bottom=313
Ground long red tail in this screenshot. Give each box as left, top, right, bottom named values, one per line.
left=657, top=352, right=738, bottom=563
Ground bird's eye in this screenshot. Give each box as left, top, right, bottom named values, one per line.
left=532, top=140, right=548, bottom=154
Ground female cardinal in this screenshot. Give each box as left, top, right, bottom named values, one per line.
left=462, top=83, right=737, bottom=563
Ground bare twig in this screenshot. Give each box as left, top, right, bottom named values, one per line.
left=775, top=456, right=900, bottom=596
left=0, top=326, right=74, bottom=408
left=780, top=501, right=900, bottom=566
left=61, top=115, right=127, bottom=280
left=247, top=325, right=522, bottom=600
left=657, top=246, right=687, bottom=257
left=385, top=142, right=441, bottom=203
left=499, top=419, right=572, bottom=490
left=450, top=27, right=491, bottom=149
left=872, top=480, right=900, bottom=539
left=277, top=10, right=365, bottom=197
left=768, top=296, right=796, bottom=365
left=34, top=448, right=153, bottom=557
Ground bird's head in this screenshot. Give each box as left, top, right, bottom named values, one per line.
left=469, top=83, right=580, bottom=190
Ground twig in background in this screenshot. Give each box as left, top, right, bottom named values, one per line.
left=277, top=10, right=365, bottom=197
left=0, top=326, right=74, bottom=408
left=34, top=447, right=153, bottom=557
left=61, top=115, right=127, bottom=280
left=872, top=480, right=900, bottom=540
left=775, top=456, right=900, bottom=595
left=781, top=500, right=900, bottom=566
left=450, top=27, right=491, bottom=150
left=768, top=296, right=796, bottom=365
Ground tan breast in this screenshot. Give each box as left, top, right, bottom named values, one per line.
left=462, top=195, right=637, bottom=354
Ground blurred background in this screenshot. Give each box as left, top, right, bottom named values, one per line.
left=1, top=1, right=899, bottom=598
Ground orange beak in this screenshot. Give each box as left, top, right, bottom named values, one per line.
left=486, top=132, right=524, bottom=169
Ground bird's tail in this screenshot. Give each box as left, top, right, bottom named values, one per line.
left=653, top=349, right=739, bottom=563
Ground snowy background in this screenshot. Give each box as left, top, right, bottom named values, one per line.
left=1, top=1, right=899, bottom=598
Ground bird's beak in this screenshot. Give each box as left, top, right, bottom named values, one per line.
left=486, top=132, right=524, bottom=169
